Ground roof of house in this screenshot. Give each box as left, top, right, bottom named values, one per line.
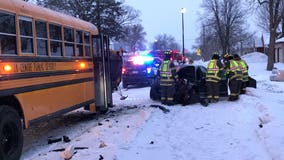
left=276, top=37, right=284, bottom=43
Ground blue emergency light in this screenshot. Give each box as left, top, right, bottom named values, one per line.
left=130, top=55, right=154, bottom=65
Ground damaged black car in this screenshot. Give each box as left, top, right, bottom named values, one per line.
left=150, top=64, right=256, bottom=106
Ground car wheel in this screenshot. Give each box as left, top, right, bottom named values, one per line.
left=0, top=105, right=23, bottom=160
left=200, top=98, right=209, bottom=107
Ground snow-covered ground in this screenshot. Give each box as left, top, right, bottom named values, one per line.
left=21, top=52, right=284, bottom=160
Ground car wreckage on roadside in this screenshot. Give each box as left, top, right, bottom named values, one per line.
left=150, top=64, right=257, bottom=106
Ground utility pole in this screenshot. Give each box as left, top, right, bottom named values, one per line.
left=181, top=8, right=186, bottom=60
left=203, top=24, right=206, bottom=54
left=96, top=0, right=101, bottom=33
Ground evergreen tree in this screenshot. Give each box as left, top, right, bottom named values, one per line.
left=36, top=0, right=139, bottom=40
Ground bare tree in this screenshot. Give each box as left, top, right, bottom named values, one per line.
left=254, top=0, right=284, bottom=70
left=151, top=34, right=180, bottom=51
left=200, top=0, right=251, bottom=58
left=120, top=24, right=147, bottom=52
left=197, top=23, right=220, bottom=61
left=118, top=5, right=141, bottom=26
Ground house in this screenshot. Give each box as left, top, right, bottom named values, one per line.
left=275, top=37, right=284, bottom=63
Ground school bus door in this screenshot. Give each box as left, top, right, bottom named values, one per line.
left=92, top=35, right=113, bottom=113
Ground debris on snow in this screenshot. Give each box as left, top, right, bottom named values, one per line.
left=120, top=95, right=128, bottom=100
left=48, top=135, right=71, bottom=144
left=226, top=122, right=233, bottom=126
left=99, top=141, right=107, bottom=148
left=50, top=148, right=65, bottom=152
left=50, top=147, right=88, bottom=152
left=60, top=144, right=75, bottom=160
left=149, top=104, right=170, bottom=113
left=63, top=135, right=71, bottom=143
left=126, top=105, right=138, bottom=110
left=195, top=127, right=204, bottom=130
left=47, top=137, right=62, bottom=144
left=99, top=155, right=104, bottom=160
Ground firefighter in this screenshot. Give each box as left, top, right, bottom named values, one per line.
left=233, top=54, right=249, bottom=94
left=205, top=53, right=223, bottom=103
left=225, top=54, right=242, bottom=101
left=159, top=50, right=177, bottom=105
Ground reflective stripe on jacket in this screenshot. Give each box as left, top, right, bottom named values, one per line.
left=160, top=60, right=175, bottom=79
left=206, top=60, right=221, bottom=82
left=228, top=60, right=242, bottom=80
left=239, top=60, right=248, bottom=81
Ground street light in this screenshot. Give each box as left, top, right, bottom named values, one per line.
left=181, top=8, right=186, bottom=61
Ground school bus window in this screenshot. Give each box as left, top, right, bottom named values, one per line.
left=35, top=20, right=48, bottom=56
left=0, top=11, right=16, bottom=34
left=84, top=32, right=91, bottom=57
left=0, top=11, right=17, bottom=55
left=0, top=35, right=17, bottom=55
left=64, top=27, right=75, bottom=56
left=49, top=24, right=63, bottom=56
left=19, top=16, right=34, bottom=54
left=76, top=30, right=83, bottom=56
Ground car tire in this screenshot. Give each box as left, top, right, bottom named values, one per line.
left=200, top=98, right=209, bottom=107
left=0, top=105, right=23, bottom=160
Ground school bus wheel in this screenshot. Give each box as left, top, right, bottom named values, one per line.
left=99, top=108, right=109, bottom=114
left=0, top=105, right=23, bottom=160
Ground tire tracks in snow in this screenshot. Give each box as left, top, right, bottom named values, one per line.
left=243, top=87, right=283, bottom=160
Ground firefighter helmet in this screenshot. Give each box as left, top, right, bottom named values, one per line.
left=163, top=50, right=172, bottom=60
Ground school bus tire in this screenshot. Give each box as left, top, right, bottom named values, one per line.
left=0, top=105, right=23, bottom=160
left=99, top=107, right=109, bottom=114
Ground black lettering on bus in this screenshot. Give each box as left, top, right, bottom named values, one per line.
left=13, top=64, right=19, bottom=73
left=20, top=63, right=32, bottom=72
left=45, top=62, right=56, bottom=70
left=33, top=63, right=45, bottom=72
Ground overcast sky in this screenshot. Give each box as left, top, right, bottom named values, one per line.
left=124, top=0, right=203, bottom=51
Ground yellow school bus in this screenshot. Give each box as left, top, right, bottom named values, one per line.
left=0, top=0, right=118, bottom=159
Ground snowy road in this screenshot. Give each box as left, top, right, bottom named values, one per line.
left=22, top=85, right=283, bottom=160
left=117, top=89, right=271, bottom=160
left=21, top=52, right=284, bottom=160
